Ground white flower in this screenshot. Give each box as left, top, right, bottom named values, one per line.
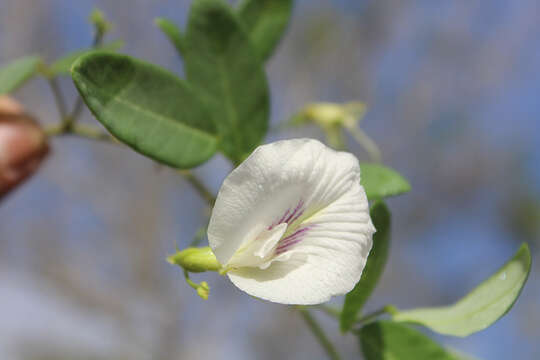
left=208, top=138, right=375, bottom=305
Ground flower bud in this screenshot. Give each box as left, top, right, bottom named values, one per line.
left=195, top=281, right=210, bottom=300
left=167, top=246, right=221, bottom=273
left=0, top=96, right=24, bottom=115
left=0, top=96, right=49, bottom=200
left=293, top=102, right=366, bottom=129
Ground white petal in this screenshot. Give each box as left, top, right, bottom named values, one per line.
left=207, top=138, right=375, bottom=304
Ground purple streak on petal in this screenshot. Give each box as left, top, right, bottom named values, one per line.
left=289, top=208, right=304, bottom=224
left=269, top=208, right=291, bottom=230
left=275, top=238, right=304, bottom=255
left=275, top=224, right=315, bottom=254
left=284, top=200, right=304, bottom=224
left=278, top=208, right=291, bottom=224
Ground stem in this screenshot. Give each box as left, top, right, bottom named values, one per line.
left=45, top=124, right=116, bottom=143
left=354, top=305, right=397, bottom=328
left=68, top=27, right=105, bottom=124
left=46, top=123, right=215, bottom=206
left=189, top=226, right=208, bottom=247
left=314, top=304, right=396, bottom=327
left=356, top=308, right=388, bottom=325
left=346, top=125, right=382, bottom=163
left=314, top=304, right=340, bottom=319
left=297, top=307, right=341, bottom=360
left=71, top=124, right=116, bottom=143
left=48, top=78, right=69, bottom=121
left=178, top=170, right=216, bottom=206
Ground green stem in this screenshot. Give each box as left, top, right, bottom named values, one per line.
left=46, top=123, right=215, bottom=206
left=346, top=125, right=382, bottom=163
left=178, top=170, right=216, bottom=206
left=45, top=123, right=115, bottom=143
left=48, top=78, right=69, bottom=121
left=297, top=307, right=341, bottom=360
left=314, top=304, right=396, bottom=327
left=71, top=124, right=116, bottom=142
left=314, top=304, right=341, bottom=319
left=355, top=305, right=397, bottom=327
left=68, top=27, right=105, bottom=123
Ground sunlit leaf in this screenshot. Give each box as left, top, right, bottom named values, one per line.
left=359, top=321, right=458, bottom=360
left=156, top=18, right=185, bottom=57
left=48, top=40, right=124, bottom=76
left=184, top=0, right=269, bottom=164
left=393, top=243, right=531, bottom=337
left=341, top=201, right=391, bottom=332
left=0, top=56, right=41, bottom=95
left=71, top=52, right=218, bottom=169
left=360, top=163, right=411, bottom=200
left=237, top=0, right=293, bottom=61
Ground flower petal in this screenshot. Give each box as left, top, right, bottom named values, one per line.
left=207, top=138, right=375, bottom=304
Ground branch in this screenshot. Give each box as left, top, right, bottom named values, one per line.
left=297, top=307, right=341, bottom=360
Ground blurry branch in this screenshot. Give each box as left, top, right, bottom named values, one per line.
left=47, top=78, right=68, bottom=120
left=178, top=170, right=216, bottom=206
left=45, top=121, right=216, bottom=206
left=68, top=9, right=111, bottom=124
left=45, top=123, right=116, bottom=143
left=313, top=304, right=395, bottom=327
left=314, top=304, right=340, bottom=319
left=297, top=307, right=341, bottom=360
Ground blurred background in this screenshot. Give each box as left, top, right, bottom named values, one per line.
left=1, top=0, right=539, bottom=359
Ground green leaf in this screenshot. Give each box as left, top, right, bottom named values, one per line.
left=340, top=201, right=391, bottom=333
left=237, top=0, right=293, bottom=61
left=48, top=40, right=124, bottom=76
left=184, top=0, right=270, bottom=164
left=359, top=321, right=458, bottom=360
left=393, top=243, right=532, bottom=337
left=155, top=18, right=186, bottom=57
left=71, top=52, right=219, bottom=169
left=0, top=56, right=41, bottom=95
left=360, top=163, right=411, bottom=201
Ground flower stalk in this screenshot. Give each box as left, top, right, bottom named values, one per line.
left=297, top=306, right=341, bottom=360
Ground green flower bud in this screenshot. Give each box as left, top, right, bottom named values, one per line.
left=195, top=281, right=210, bottom=300
left=89, top=9, right=111, bottom=37
left=167, top=246, right=221, bottom=273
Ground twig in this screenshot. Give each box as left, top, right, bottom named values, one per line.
left=178, top=170, right=216, bottom=206
left=314, top=304, right=341, bottom=319
left=48, top=78, right=69, bottom=121
left=68, top=27, right=105, bottom=123
left=355, top=305, right=396, bottom=326
left=45, top=123, right=116, bottom=143
left=297, top=307, right=341, bottom=360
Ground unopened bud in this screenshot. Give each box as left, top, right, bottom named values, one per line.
left=293, top=102, right=366, bottom=129
left=0, top=96, right=49, bottom=200
left=0, top=96, right=24, bottom=115
left=167, top=246, right=221, bottom=273
left=196, top=281, right=210, bottom=300
left=89, top=9, right=111, bottom=37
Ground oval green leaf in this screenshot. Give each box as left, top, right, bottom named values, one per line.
left=341, top=201, right=391, bottom=333
left=237, top=0, right=293, bottom=61
left=0, top=56, right=41, bottom=95
left=71, top=52, right=218, bottom=169
left=184, top=0, right=270, bottom=164
left=360, top=163, right=411, bottom=201
left=359, top=321, right=458, bottom=360
left=48, top=40, right=124, bottom=76
left=393, top=243, right=531, bottom=337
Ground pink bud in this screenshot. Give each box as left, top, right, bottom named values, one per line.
left=0, top=96, right=49, bottom=200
